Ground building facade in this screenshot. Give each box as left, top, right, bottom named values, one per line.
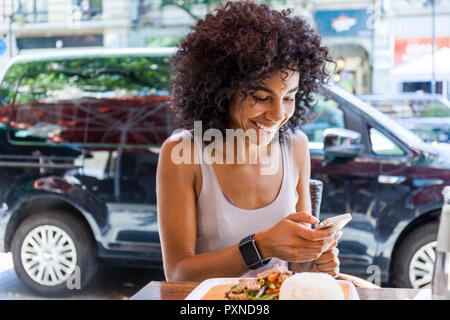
left=0, top=0, right=136, bottom=71
left=1, top=0, right=449, bottom=96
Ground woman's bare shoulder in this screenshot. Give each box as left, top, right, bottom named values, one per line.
left=159, top=131, right=202, bottom=195
left=160, top=131, right=198, bottom=166
left=289, top=128, right=309, bottom=161
left=290, top=128, right=308, bottom=145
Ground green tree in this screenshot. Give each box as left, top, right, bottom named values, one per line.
left=421, top=104, right=450, bottom=117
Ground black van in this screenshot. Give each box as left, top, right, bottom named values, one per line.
left=0, top=48, right=177, bottom=295
left=0, top=48, right=449, bottom=295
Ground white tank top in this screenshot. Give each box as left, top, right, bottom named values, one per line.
left=178, top=129, right=299, bottom=277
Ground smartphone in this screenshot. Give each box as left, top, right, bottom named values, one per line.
left=316, top=213, right=352, bottom=230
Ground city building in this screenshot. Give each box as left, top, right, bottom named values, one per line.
left=1, top=0, right=449, bottom=96
left=0, top=0, right=136, bottom=71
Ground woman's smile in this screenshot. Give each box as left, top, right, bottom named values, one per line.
left=248, top=119, right=280, bottom=135
left=228, top=69, right=300, bottom=146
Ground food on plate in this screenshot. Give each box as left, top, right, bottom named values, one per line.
left=224, top=264, right=293, bottom=300
left=219, top=264, right=351, bottom=300
left=279, top=272, right=345, bottom=300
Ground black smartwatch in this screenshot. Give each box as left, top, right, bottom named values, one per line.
left=238, top=234, right=271, bottom=270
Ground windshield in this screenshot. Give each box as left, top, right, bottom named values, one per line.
left=325, top=84, right=425, bottom=147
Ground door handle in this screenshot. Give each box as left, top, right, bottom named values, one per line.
left=378, top=175, right=406, bottom=184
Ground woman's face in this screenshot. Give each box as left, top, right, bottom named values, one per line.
left=227, top=69, right=300, bottom=146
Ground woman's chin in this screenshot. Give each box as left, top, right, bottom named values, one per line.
left=251, top=131, right=278, bottom=147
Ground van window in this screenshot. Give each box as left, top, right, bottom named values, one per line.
left=370, top=127, right=406, bottom=156
left=361, top=98, right=450, bottom=119
left=4, top=56, right=176, bottom=149
left=301, top=93, right=345, bottom=152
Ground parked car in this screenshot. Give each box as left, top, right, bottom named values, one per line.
left=358, top=93, right=450, bottom=144
left=0, top=49, right=448, bottom=296
left=0, top=48, right=177, bottom=295
left=303, top=87, right=449, bottom=289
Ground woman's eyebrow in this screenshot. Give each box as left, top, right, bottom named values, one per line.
left=253, top=86, right=299, bottom=94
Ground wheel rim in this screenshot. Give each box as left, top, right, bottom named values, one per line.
left=21, top=225, right=78, bottom=286
left=408, top=240, right=437, bottom=289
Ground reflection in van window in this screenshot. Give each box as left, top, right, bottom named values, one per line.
left=370, top=128, right=406, bottom=156
left=302, top=93, right=345, bottom=151
left=3, top=56, right=176, bottom=148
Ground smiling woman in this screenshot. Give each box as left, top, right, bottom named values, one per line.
left=169, top=1, right=331, bottom=139
left=227, top=69, right=299, bottom=147
left=156, top=0, right=338, bottom=283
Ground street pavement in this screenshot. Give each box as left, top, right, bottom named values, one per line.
left=0, top=252, right=165, bottom=300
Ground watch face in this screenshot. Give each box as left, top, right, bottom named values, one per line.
left=240, top=240, right=261, bottom=266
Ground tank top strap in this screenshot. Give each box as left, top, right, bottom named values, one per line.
left=281, top=129, right=299, bottom=205
left=184, top=129, right=218, bottom=199
left=283, top=129, right=294, bottom=178
left=185, top=129, right=202, bottom=162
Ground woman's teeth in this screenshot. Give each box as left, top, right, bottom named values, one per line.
left=251, top=120, right=277, bottom=133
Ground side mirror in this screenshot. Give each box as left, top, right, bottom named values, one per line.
left=323, top=128, right=363, bottom=162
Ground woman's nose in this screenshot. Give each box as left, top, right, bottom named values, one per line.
left=266, top=100, right=285, bottom=122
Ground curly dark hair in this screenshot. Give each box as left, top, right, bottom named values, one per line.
left=169, top=0, right=332, bottom=138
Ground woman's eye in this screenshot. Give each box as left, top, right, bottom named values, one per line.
left=254, top=96, right=269, bottom=102
left=251, top=95, right=294, bottom=103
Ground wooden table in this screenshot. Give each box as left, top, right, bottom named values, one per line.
left=130, top=281, right=423, bottom=300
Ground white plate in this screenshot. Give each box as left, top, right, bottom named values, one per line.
left=185, top=277, right=360, bottom=300
left=185, top=278, right=237, bottom=300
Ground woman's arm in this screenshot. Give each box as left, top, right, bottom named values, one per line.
left=157, top=134, right=338, bottom=282
left=293, top=130, right=312, bottom=215
left=289, top=129, right=314, bottom=272
left=157, top=137, right=249, bottom=282
left=289, top=129, right=341, bottom=276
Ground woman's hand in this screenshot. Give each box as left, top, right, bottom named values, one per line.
left=254, top=212, right=339, bottom=263
left=313, top=232, right=342, bottom=277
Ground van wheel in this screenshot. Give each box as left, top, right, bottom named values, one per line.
left=391, top=221, right=438, bottom=289
left=11, top=210, right=98, bottom=296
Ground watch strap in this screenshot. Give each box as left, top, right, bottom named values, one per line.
left=238, top=234, right=271, bottom=270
